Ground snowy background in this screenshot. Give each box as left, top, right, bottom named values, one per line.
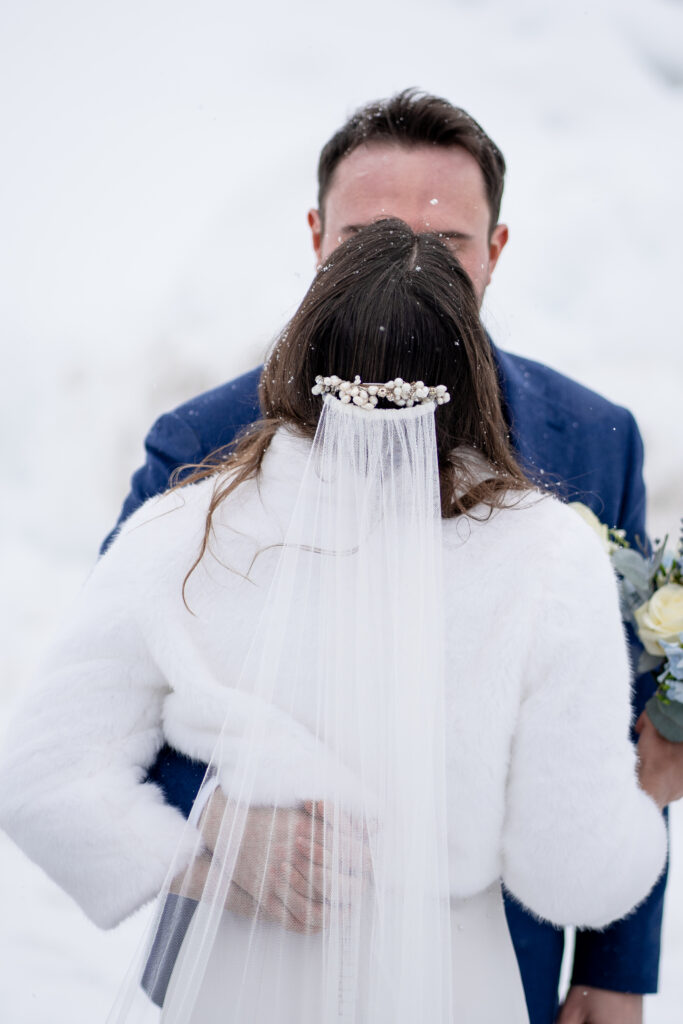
left=1, top=0, right=682, bottom=1019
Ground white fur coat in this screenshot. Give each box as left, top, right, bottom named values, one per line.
left=0, top=428, right=666, bottom=931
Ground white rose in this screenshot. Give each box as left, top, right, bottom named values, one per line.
left=634, top=583, right=683, bottom=656
left=568, top=502, right=614, bottom=554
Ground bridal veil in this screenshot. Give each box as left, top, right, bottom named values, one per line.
left=109, top=392, right=456, bottom=1023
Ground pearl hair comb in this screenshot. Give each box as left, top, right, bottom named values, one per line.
left=312, top=375, right=451, bottom=410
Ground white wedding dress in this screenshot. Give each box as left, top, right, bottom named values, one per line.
left=0, top=410, right=667, bottom=1024
left=162, top=884, right=527, bottom=1024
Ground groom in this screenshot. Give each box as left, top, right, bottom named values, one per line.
left=104, top=91, right=665, bottom=1024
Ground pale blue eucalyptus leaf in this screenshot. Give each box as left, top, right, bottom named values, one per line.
left=616, top=580, right=643, bottom=622
left=664, top=680, right=683, bottom=703
left=661, top=637, right=683, bottom=679
left=610, top=547, right=653, bottom=603
left=638, top=649, right=665, bottom=674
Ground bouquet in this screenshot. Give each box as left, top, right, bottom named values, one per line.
left=570, top=504, right=683, bottom=743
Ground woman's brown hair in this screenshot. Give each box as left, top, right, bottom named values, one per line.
left=180, top=218, right=532, bottom=589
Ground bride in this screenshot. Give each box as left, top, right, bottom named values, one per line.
left=0, top=219, right=666, bottom=1023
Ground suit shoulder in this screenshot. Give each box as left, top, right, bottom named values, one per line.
left=496, top=349, right=638, bottom=431
left=140, top=367, right=263, bottom=476
left=172, top=367, right=262, bottom=423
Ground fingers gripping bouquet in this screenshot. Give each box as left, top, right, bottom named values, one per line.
left=571, top=505, right=683, bottom=741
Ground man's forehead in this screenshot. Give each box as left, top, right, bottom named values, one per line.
left=323, top=142, right=489, bottom=223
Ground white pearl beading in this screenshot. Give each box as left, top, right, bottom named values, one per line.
left=311, top=375, right=451, bottom=410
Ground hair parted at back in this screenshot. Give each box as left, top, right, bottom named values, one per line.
left=317, top=88, right=506, bottom=233
left=178, top=219, right=533, bottom=599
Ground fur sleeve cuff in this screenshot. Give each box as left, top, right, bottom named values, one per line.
left=1, top=774, right=199, bottom=930
left=503, top=784, right=667, bottom=929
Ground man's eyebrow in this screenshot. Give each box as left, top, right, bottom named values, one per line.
left=433, top=229, right=474, bottom=241
left=341, top=225, right=475, bottom=240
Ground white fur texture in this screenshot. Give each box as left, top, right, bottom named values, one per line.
left=0, top=428, right=666, bottom=930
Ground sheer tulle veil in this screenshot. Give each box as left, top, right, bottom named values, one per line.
left=109, top=392, right=453, bottom=1023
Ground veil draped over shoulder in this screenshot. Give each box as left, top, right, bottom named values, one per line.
left=109, top=394, right=454, bottom=1023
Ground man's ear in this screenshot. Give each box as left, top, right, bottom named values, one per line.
left=308, top=209, right=323, bottom=267
left=487, top=223, right=509, bottom=282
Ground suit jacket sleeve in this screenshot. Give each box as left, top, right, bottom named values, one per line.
left=571, top=409, right=669, bottom=993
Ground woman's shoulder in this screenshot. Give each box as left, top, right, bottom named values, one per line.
left=442, top=491, right=614, bottom=575
left=111, top=476, right=220, bottom=552
left=511, top=493, right=615, bottom=560
left=96, top=474, right=252, bottom=590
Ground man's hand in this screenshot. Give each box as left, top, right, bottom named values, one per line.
left=556, top=985, right=642, bottom=1024
left=636, top=709, right=683, bottom=808
left=198, top=792, right=367, bottom=934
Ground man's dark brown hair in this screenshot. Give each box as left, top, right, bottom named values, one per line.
left=316, top=88, right=506, bottom=235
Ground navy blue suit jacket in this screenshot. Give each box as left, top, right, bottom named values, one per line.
left=104, top=345, right=666, bottom=1024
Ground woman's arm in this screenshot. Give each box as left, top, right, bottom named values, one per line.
left=501, top=510, right=667, bottom=930
left=0, top=547, right=198, bottom=929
